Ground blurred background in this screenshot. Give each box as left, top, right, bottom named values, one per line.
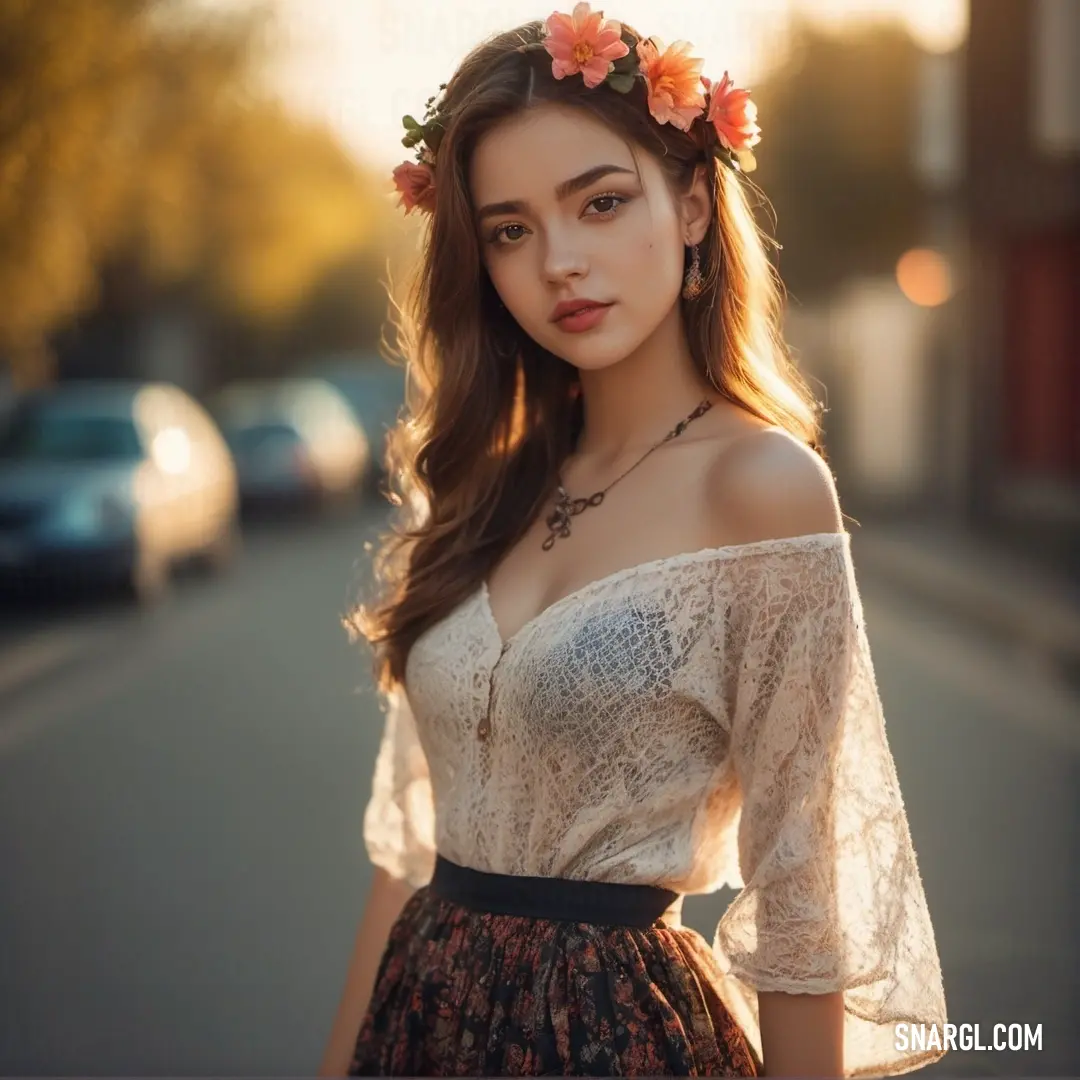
left=0, top=0, right=1076, bottom=1075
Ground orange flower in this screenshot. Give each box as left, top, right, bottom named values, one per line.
left=542, top=2, right=630, bottom=89
left=705, top=71, right=761, bottom=152
left=392, top=161, right=436, bottom=215
left=635, top=38, right=706, bottom=131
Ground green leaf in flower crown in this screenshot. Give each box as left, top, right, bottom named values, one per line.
left=712, top=145, right=737, bottom=171
left=402, top=130, right=423, bottom=149
left=402, top=115, right=421, bottom=130
left=424, top=120, right=446, bottom=154
left=605, top=71, right=637, bottom=94
left=610, top=50, right=639, bottom=75
left=735, top=148, right=757, bottom=174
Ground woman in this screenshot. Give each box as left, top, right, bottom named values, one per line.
left=320, top=5, right=948, bottom=1076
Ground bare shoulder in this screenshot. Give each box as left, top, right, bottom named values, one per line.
left=703, top=424, right=844, bottom=545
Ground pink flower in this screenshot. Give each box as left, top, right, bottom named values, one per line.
left=392, top=161, right=436, bottom=215
left=704, top=71, right=762, bottom=152
left=542, top=2, right=629, bottom=89
left=635, top=37, right=706, bottom=131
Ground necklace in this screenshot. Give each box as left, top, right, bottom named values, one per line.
left=541, top=397, right=715, bottom=551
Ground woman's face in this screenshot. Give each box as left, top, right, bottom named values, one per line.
left=470, top=103, right=696, bottom=372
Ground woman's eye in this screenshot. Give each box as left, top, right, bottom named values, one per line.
left=587, top=194, right=626, bottom=216
left=489, top=222, right=527, bottom=244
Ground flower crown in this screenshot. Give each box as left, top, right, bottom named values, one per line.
left=392, top=1, right=762, bottom=216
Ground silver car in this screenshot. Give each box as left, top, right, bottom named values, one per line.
left=0, top=380, right=239, bottom=604
left=210, top=377, right=370, bottom=511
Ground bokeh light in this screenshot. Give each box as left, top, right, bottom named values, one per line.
left=151, top=427, right=193, bottom=474
left=896, top=247, right=954, bottom=307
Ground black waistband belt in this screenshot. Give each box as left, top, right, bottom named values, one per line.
left=429, top=854, right=680, bottom=928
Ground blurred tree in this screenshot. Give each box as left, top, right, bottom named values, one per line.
left=0, top=0, right=396, bottom=387
left=750, top=16, right=924, bottom=302
left=194, top=103, right=379, bottom=326
left=0, top=0, right=154, bottom=382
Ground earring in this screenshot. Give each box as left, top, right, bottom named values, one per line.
left=682, top=244, right=703, bottom=300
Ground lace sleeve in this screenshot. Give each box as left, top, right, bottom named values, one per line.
left=714, top=537, right=947, bottom=1077
left=363, top=682, right=436, bottom=889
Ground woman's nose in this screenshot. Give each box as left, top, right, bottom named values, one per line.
left=541, top=230, right=588, bottom=283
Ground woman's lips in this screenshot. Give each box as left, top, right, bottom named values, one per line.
left=554, top=302, right=614, bottom=333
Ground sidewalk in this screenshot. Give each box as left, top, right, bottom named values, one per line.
left=849, top=516, right=1080, bottom=681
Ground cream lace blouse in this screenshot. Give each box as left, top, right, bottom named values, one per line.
left=362, top=531, right=947, bottom=1077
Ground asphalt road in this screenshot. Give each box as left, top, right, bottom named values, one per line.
left=0, top=501, right=1076, bottom=1076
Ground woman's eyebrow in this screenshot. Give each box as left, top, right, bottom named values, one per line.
left=476, top=164, right=636, bottom=220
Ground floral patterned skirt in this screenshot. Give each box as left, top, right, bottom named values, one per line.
left=348, top=856, right=761, bottom=1076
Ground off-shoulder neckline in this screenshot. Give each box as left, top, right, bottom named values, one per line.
left=479, top=530, right=851, bottom=651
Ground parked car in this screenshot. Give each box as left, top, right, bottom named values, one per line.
left=208, top=377, right=370, bottom=512
left=0, top=380, right=239, bottom=604
left=306, top=359, right=406, bottom=492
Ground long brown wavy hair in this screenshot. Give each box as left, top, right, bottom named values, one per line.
left=347, top=18, right=825, bottom=696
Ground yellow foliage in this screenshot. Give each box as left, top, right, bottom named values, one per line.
left=0, top=0, right=395, bottom=373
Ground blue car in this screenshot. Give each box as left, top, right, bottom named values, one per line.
left=0, top=380, right=239, bottom=604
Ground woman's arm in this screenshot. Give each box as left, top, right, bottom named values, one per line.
left=758, top=990, right=845, bottom=1077
left=317, top=868, right=416, bottom=1077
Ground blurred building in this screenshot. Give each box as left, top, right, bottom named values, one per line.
left=819, top=0, right=1080, bottom=582
left=963, top=0, right=1079, bottom=571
